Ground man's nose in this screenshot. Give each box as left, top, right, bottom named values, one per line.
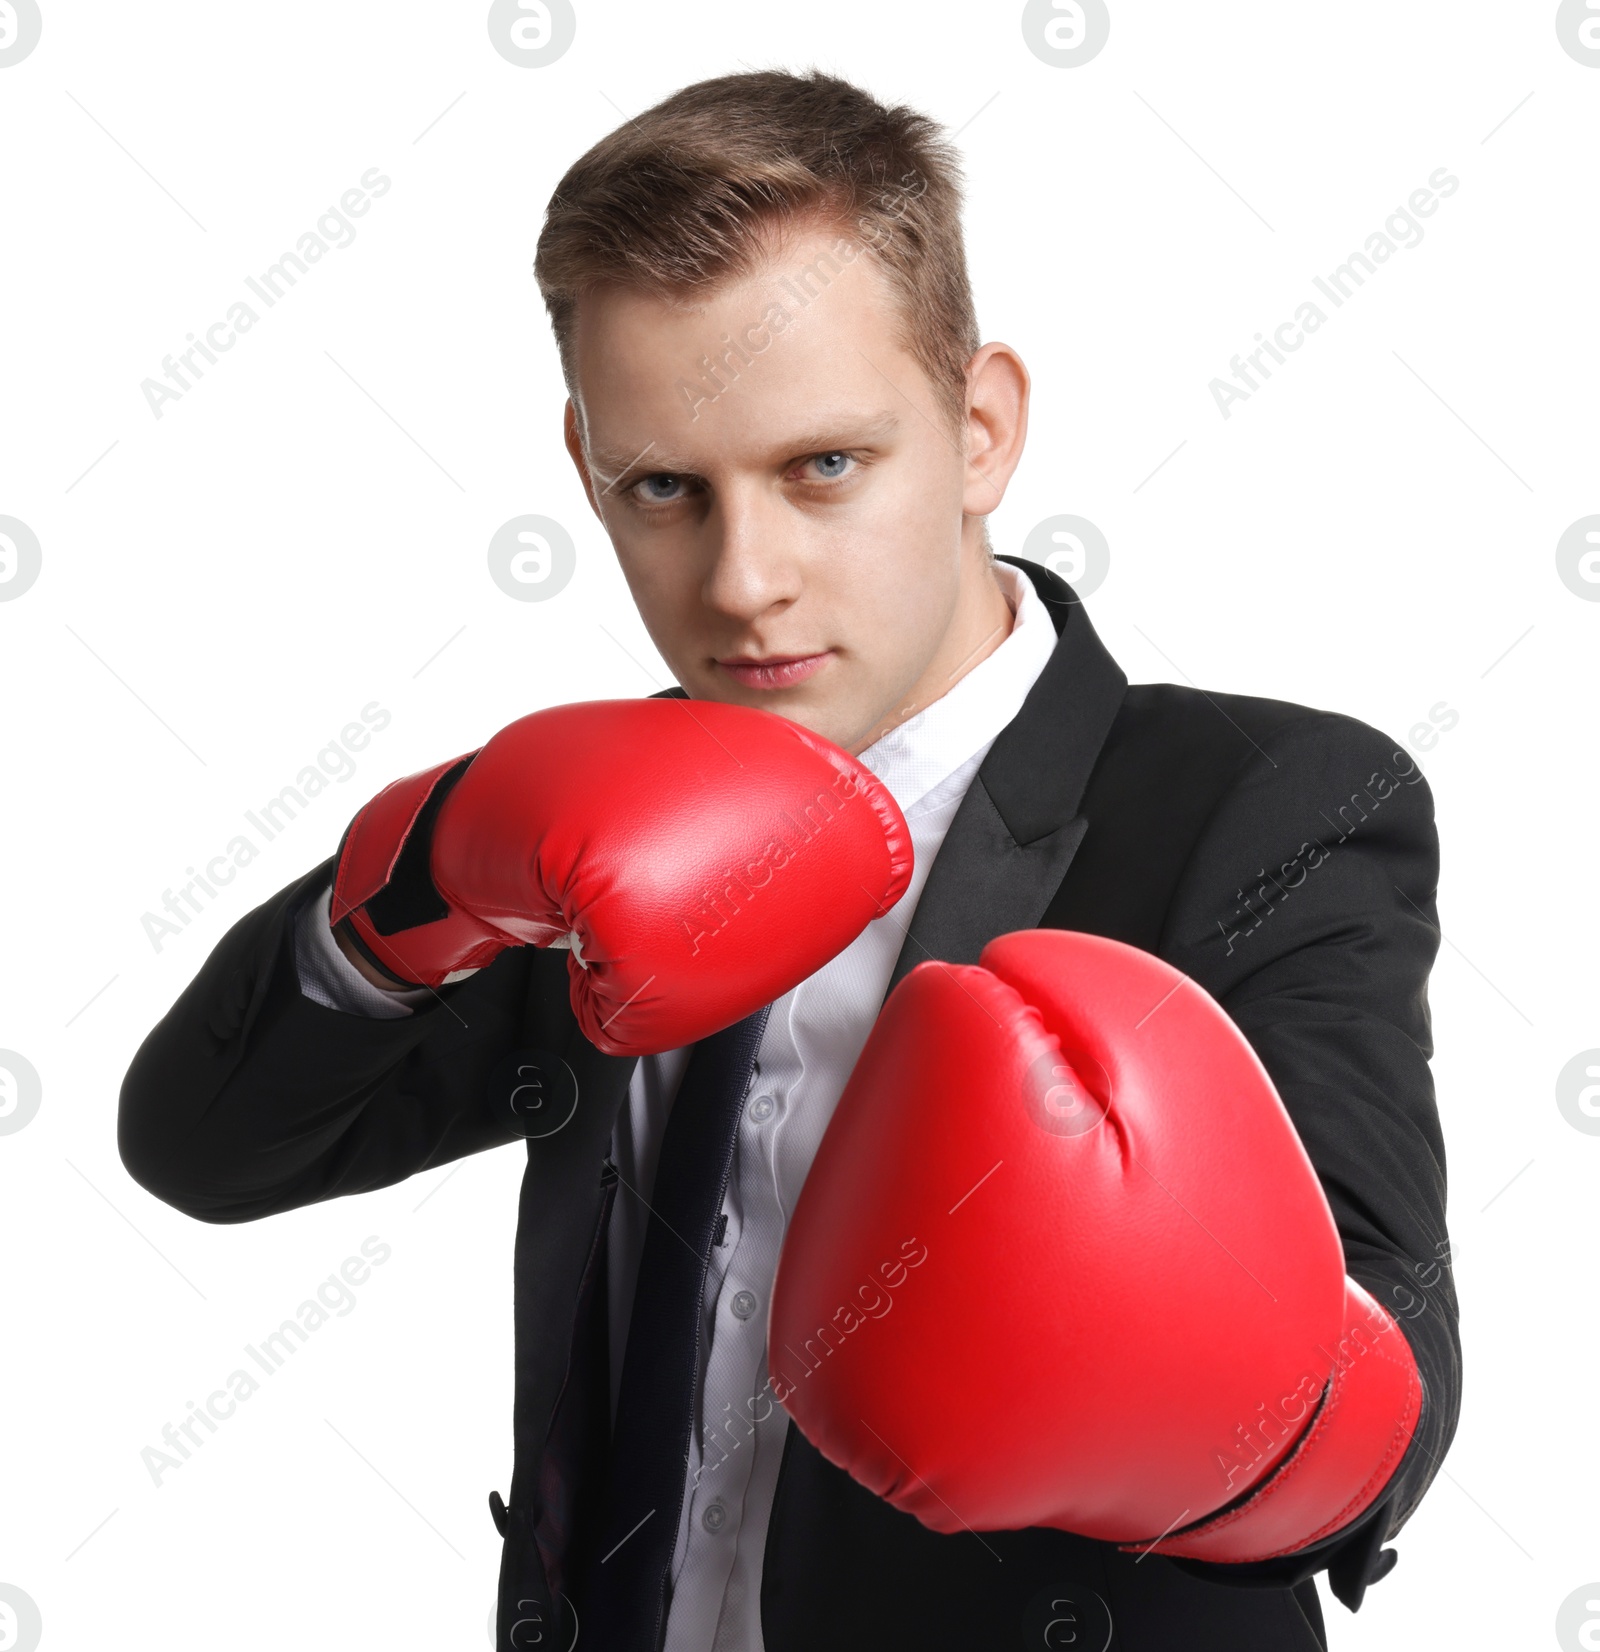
left=700, top=491, right=801, bottom=622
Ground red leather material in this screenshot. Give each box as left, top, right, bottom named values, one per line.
left=329, top=750, right=508, bottom=988
left=769, top=929, right=1383, bottom=1548
left=428, top=699, right=912, bottom=1056
left=1135, top=1277, right=1422, bottom=1562
left=329, top=753, right=475, bottom=922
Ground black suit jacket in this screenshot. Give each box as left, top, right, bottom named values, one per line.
left=119, top=556, right=1459, bottom=1651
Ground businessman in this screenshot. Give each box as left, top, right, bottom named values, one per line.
left=120, top=68, right=1459, bottom=1652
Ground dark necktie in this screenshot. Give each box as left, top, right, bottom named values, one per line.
left=579, top=1003, right=773, bottom=1651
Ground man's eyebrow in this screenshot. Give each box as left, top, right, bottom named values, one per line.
left=587, top=411, right=902, bottom=482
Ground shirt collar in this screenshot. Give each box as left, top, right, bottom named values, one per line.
left=855, top=559, right=1057, bottom=818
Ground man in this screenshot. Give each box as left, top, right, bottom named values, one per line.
left=119, top=69, right=1458, bottom=1652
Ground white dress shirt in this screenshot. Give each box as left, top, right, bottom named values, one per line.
left=293, top=559, right=1059, bottom=1650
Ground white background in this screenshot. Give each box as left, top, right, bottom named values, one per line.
left=1, top=3, right=1595, bottom=1648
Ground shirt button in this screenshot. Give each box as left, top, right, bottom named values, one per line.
left=702, top=1500, right=728, bottom=1533
left=748, top=1095, right=775, bottom=1122
left=730, top=1290, right=758, bottom=1320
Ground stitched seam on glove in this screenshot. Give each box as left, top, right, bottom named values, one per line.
left=1249, top=1344, right=1422, bottom=1560
left=1152, top=1335, right=1421, bottom=1562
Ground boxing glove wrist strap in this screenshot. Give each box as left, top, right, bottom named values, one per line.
left=1129, top=1278, right=1423, bottom=1564
left=330, top=751, right=502, bottom=989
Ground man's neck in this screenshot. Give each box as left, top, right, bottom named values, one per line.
left=850, top=555, right=1016, bottom=754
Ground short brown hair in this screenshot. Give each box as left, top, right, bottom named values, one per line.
left=533, top=69, right=981, bottom=432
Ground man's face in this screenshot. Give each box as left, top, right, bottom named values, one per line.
left=564, top=219, right=1023, bottom=754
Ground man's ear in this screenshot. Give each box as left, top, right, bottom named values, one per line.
left=960, top=343, right=1030, bottom=519
left=563, top=398, right=603, bottom=519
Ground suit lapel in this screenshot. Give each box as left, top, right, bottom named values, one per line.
left=881, top=556, right=1127, bottom=999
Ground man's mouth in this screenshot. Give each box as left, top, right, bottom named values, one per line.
left=714, top=651, right=833, bottom=690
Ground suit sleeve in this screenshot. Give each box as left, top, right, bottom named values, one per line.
left=1157, top=710, right=1460, bottom=1608
left=293, top=877, right=436, bottom=1018
left=118, top=856, right=533, bottom=1225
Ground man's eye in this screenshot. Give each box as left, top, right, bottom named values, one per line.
left=632, top=473, right=688, bottom=504
left=805, top=452, right=855, bottom=481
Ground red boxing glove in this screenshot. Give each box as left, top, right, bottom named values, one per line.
left=330, top=699, right=912, bottom=1057
left=768, top=929, right=1421, bottom=1563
